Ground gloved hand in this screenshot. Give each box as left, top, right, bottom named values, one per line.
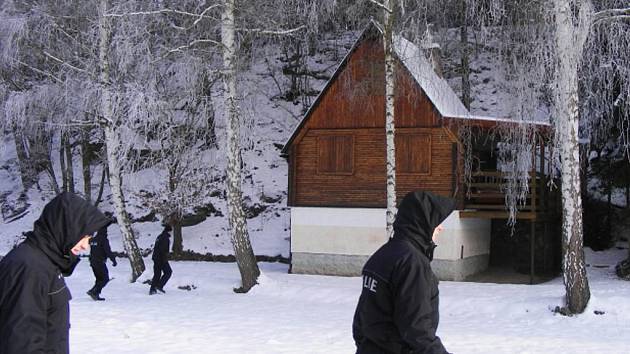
left=111, top=258, right=117, bottom=267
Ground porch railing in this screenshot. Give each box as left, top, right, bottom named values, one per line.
left=461, top=170, right=558, bottom=220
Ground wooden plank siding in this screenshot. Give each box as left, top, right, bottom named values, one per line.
left=294, top=128, right=455, bottom=207
left=300, top=38, right=440, bottom=131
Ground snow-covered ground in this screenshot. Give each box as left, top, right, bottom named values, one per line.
left=60, top=245, right=630, bottom=354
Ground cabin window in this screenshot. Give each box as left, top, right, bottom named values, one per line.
left=317, top=135, right=354, bottom=175
left=397, top=134, right=431, bottom=174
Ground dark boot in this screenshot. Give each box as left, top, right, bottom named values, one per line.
left=87, top=290, right=105, bottom=301
left=149, top=288, right=157, bottom=295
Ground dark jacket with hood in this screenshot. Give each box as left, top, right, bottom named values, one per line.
left=353, top=191, right=455, bottom=354
left=89, top=226, right=115, bottom=264
left=152, top=227, right=171, bottom=263
left=0, top=193, right=110, bottom=354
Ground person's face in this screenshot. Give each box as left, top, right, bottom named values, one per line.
left=71, top=235, right=92, bottom=255
left=432, top=224, right=445, bottom=243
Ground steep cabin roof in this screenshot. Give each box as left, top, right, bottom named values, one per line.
left=393, top=35, right=469, bottom=118
left=281, top=22, right=550, bottom=156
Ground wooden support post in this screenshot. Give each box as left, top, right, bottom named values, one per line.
left=543, top=220, right=549, bottom=272
left=530, top=220, right=536, bottom=285
left=531, top=139, right=537, bottom=216
left=540, top=136, right=546, bottom=215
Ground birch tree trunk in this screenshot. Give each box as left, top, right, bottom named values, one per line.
left=383, top=0, right=397, bottom=239
left=460, top=0, right=471, bottom=110
left=98, top=0, right=145, bottom=282
left=554, top=0, right=591, bottom=314
left=222, top=0, right=260, bottom=292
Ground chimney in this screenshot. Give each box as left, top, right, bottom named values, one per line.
left=420, top=24, right=443, bottom=78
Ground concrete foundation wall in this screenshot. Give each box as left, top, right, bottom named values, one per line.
left=291, top=252, right=370, bottom=276
left=291, top=207, right=388, bottom=256
left=432, top=254, right=490, bottom=281
left=290, top=207, right=491, bottom=279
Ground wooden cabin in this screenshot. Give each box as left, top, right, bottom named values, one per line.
left=281, top=22, right=557, bottom=282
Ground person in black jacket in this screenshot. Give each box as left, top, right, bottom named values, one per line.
left=149, top=224, right=172, bottom=295
left=353, top=190, right=455, bottom=354
left=87, top=225, right=117, bottom=301
left=0, top=192, right=110, bottom=354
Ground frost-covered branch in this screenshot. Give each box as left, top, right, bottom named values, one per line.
left=104, top=5, right=221, bottom=21
left=42, top=51, right=92, bottom=77
left=10, top=58, right=64, bottom=84
left=368, top=0, right=393, bottom=14
left=592, top=8, right=630, bottom=24
left=576, top=0, right=593, bottom=51
left=166, top=38, right=223, bottom=53
left=157, top=24, right=307, bottom=62
left=192, top=4, right=221, bottom=25
left=153, top=39, right=223, bottom=63
left=37, top=120, right=97, bottom=128
left=237, top=25, right=307, bottom=36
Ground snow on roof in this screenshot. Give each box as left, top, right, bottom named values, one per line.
left=448, top=114, right=552, bottom=127
left=393, top=35, right=471, bottom=118
left=282, top=23, right=551, bottom=155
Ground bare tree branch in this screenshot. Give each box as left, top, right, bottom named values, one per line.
left=576, top=0, right=593, bottom=51
left=592, top=8, right=630, bottom=24
left=10, top=58, right=64, bottom=84
left=237, top=25, right=307, bottom=36
left=153, top=38, right=223, bottom=63
left=168, top=38, right=223, bottom=52
left=368, top=0, right=393, bottom=14
left=43, top=51, right=92, bottom=77
left=104, top=5, right=221, bottom=23
left=192, top=5, right=220, bottom=26
left=39, top=121, right=97, bottom=128
left=154, top=24, right=306, bottom=63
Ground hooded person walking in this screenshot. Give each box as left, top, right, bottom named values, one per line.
left=87, top=224, right=117, bottom=301
left=352, top=190, right=455, bottom=354
left=0, top=192, right=110, bottom=354
left=149, top=224, right=172, bottom=295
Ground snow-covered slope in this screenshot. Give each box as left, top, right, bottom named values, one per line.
left=0, top=34, right=352, bottom=258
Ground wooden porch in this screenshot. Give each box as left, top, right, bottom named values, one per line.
left=454, top=134, right=561, bottom=284
left=460, top=170, right=559, bottom=221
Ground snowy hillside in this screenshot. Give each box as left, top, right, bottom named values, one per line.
left=0, top=33, right=358, bottom=258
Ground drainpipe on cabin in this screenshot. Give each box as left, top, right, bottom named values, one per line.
left=421, top=24, right=443, bottom=78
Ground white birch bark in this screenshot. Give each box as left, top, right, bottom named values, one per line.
left=222, top=0, right=260, bottom=293
left=383, top=0, right=397, bottom=239
left=554, top=0, right=591, bottom=314
left=460, top=0, right=471, bottom=109
left=98, top=0, right=145, bottom=282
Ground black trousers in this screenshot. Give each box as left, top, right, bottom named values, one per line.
left=89, top=261, right=109, bottom=295
left=151, top=261, right=172, bottom=290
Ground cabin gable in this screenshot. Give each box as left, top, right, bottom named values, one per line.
left=287, top=33, right=455, bottom=208
left=298, top=36, right=440, bottom=132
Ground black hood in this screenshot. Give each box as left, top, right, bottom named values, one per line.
left=26, top=192, right=111, bottom=275
left=96, top=225, right=109, bottom=238
left=393, top=191, right=456, bottom=258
